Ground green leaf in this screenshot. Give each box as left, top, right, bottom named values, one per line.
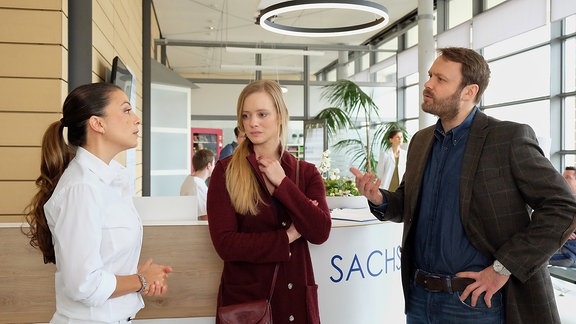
left=312, top=108, right=353, bottom=137
left=314, top=80, right=409, bottom=174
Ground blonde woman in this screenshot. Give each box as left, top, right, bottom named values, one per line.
left=207, top=80, right=331, bottom=324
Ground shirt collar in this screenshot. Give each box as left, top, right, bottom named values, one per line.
left=434, top=106, right=478, bottom=145
left=75, top=147, right=125, bottom=185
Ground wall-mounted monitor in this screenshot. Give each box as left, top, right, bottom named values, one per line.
left=110, top=56, right=134, bottom=97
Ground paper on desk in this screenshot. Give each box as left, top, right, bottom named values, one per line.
left=330, top=208, right=379, bottom=222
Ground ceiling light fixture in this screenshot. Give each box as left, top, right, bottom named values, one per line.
left=256, top=0, right=389, bottom=38
left=225, top=46, right=325, bottom=56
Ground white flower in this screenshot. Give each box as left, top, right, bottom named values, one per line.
left=318, top=150, right=333, bottom=177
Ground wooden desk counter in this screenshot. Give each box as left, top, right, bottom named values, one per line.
left=0, top=210, right=401, bottom=323
left=0, top=223, right=222, bottom=323
left=138, top=224, right=222, bottom=319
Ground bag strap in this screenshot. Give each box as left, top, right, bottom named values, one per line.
left=267, top=263, right=280, bottom=300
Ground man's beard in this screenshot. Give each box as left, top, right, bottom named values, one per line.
left=421, top=88, right=461, bottom=120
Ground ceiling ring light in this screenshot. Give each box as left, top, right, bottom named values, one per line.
left=257, top=0, right=389, bottom=37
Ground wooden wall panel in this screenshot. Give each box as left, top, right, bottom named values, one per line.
left=0, top=9, right=64, bottom=44
left=95, top=0, right=115, bottom=25
left=0, top=112, right=59, bottom=146
left=0, top=0, right=66, bottom=222
left=93, top=22, right=115, bottom=67
left=0, top=0, right=148, bottom=222
left=0, top=147, right=40, bottom=181
left=0, top=215, right=27, bottom=223
left=61, top=8, right=68, bottom=49
left=0, top=0, right=63, bottom=10
left=93, top=47, right=113, bottom=82
left=93, top=0, right=114, bottom=42
left=0, top=181, right=35, bottom=215
left=0, top=78, right=66, bottom=112
left=0, top=44, right=66, bottom=79
left=0, top=225, right=222, bottom=322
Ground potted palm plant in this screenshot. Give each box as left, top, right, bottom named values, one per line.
left=313, top=80, right=408, bottom=173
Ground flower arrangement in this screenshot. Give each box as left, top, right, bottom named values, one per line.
left=318, top=150, right=360, bottom=197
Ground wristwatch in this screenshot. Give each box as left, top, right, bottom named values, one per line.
left=493, top=260, right=511, bottom=276
left=136, top=273, right=147, bottom=293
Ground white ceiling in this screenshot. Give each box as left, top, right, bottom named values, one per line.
left=152, top=0, right=418, bottom=80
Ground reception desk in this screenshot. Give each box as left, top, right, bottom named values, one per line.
left=0, top=203, right=404, bottom=323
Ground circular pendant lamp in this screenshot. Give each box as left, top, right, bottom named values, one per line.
left=257, top=0, right=389, bottom=37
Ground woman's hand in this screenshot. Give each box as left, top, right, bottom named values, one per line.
left=286, top=224, right=301, bottom=243
left=138, top=258, right=173, bottom=297
left=257, top=156, right=286, bottom=187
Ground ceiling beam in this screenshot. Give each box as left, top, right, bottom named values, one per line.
left=153, top=39, right=396, bottom=53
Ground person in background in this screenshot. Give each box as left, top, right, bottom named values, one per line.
left=219, top=126, right=246, bottom=160
left=24, top=83, right=172, bottom=324
left=350, top=47, right=576, bottom=324
left=549, top=166, right=576, bottom=267
left=180, top=148, right=215, bottom=220
left=207, top=80, right=331, bottom=323
left=375, top=129, right=407, bottom=191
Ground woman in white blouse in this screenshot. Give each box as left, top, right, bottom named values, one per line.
left=375, top=129, right=407, bottom=192
left=25, top=83, right=172, bottom=323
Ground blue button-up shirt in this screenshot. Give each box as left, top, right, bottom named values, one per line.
left=413, top=107, right=490, bottom=275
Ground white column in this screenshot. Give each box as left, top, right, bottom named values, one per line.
left=418, top=0, right=437, bottom=129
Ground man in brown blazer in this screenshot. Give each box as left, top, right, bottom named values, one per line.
left=351, top=47, right=576, bottom=324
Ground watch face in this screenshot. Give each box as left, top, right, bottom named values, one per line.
left=494, top=260, right=510, bottom=275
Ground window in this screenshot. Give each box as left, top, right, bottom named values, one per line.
left=373, top=86, right=398, bottom=121
left=405, top=25, right=419, bottom=48
left=565, top=37, right=576, bottom=92
left=483, top=25, right=550, bottom=59
left=483, top=46, right=550, bottom=105
left=346, top=60, right=355, bottom=78
left=404, top=83, right=420, bottom=119
left=448, top=0, right=473, bottom=29
left=376, top=38, right=397, bottom=62
left=404, top=119, right=420, bottom=139
left=484, top=100, right=550, bottom=139
left=484, top=0, right=507, bottom=10
left=375, top=64, right=396, bottom=83
left=361, top=53, right=370, bottom=71
left=564, top=96, right=576, bottom=145
left=564, top=14, right=576, bottom=34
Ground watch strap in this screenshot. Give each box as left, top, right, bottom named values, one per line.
left=136, top=273, right=147, bottom=293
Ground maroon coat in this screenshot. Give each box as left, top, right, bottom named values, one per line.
left=207, top=150, right=331, bottom=324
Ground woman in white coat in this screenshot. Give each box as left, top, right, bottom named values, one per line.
left=376, top=129, right=407, bottom=191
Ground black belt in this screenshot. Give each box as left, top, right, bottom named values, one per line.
left=414, top=269, right=475, bottom=294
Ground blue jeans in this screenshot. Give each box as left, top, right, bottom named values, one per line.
left=406, top=281, right=504, bottom=324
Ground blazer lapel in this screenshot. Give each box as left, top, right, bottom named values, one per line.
left=460, top=111, right=489, bottom=219
left=406, top=126, right=435, bottom=221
